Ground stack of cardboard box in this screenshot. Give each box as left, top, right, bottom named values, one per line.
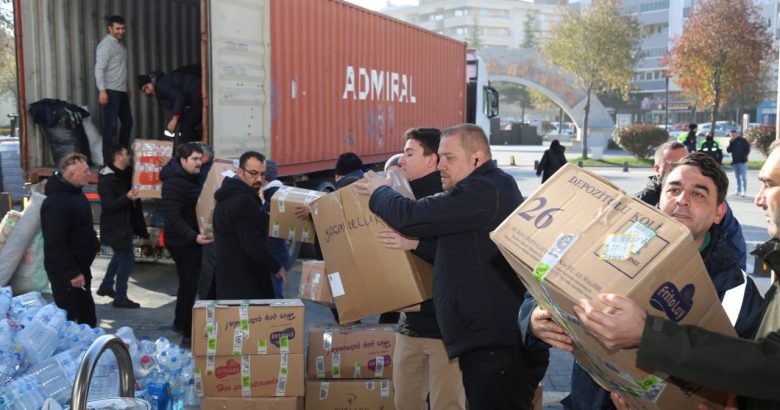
left=305, top=324, right=396, bottom=409
left=191, top=299, right=306, bottom=410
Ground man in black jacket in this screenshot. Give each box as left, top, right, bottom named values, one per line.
left=374, top=128, right=465, bottom=410
left=96, top=145, right=148, bottom=308
left=357, top=124, right=548, bottom=410
left=41, top=153, right=99, bottom=326
left=727, top=129, right=751, bottom=196
left=571, top=152, right=770, bottom=409
left=161, top=143, right=212, bottom=346
left=213, top=151, right=286, bottom=299
left=139, top=69, right=202, bottom=143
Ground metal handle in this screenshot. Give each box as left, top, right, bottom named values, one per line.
left=70, top=334, right=136, bottom=410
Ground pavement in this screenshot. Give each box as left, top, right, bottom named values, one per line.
left=71, top=144, right=770, bottom=409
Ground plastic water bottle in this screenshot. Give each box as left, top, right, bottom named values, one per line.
left=154, top=337, right=170, bottom=352
left=5, top=375, right=44, bottom=409
left=0, top=287, right=11, bottom=318
left=88, top=351, right=119, bottom=401
left=0, top=320, right=18, bottom=351
left=0, top=348, right=22, bottom=385
left=134, top=338, right=157, bottom=382
left=8, top=292, right=44, bottom=321
left=25, top=348, right=81, bottom=405
left=15, top=308, right=66, bottom=365
left=115, top=326, right=137, bottom=346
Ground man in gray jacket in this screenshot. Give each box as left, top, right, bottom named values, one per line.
left=95, top=15, right=132, bottom=161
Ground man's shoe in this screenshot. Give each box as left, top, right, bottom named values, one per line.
left=113, top=299, right=141, bottom=309
left=96, top=288, right=116, bottom=298
left=181, top=336, right=192, bottom=349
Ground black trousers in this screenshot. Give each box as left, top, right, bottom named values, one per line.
left=52, top=277, right=97, bottom=327
left=168, top=244, right=202, bottom=338
left=458, top=345, right=548, bottom=410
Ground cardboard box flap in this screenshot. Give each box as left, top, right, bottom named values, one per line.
left=197, top=159, right=238, bottom=237
left=194, top=299, right=305, bottom=308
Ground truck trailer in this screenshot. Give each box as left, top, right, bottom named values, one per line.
left=14, top=0, right=498, bottom=185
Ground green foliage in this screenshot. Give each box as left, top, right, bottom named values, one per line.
left=542, top=0, right=641, bottom=100
left=613, top=124, right=669, bottom=159
left=493, top=81, right=534, bottom=109
left=745, top=125, right=776, bottom=157
left=467, top=16, right=483, bottom=49
left=522, top=13, right=538, bottom=49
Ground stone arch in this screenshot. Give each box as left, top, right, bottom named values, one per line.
left=478, top=47, right=615, bottom=148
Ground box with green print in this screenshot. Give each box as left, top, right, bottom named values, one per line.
left=192, top=299, right=305, bottom=356
left=307, top=324, right=396, bottom=380
left=268, top=186, right=325, bottom=244
left=490, top=163, right=735, bottom=410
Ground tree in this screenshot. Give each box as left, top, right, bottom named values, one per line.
left=0, top=2, right=16, bottom=101
left=613, top=124, right=669, bottom=159
left=543, top=0, right=641, bottom=159
left=467, top=16, right=483, bottom=49
left=665, top=0, right=773, bottom=138
left=522, top=13, right=537, bottom=49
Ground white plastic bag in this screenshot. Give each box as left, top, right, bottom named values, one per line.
left=0, top=187, right=45, bottom=286
left=81, top=108, right=103, bottom=166
left=10, top=231, right=50, bottom=294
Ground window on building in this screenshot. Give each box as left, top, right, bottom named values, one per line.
left=456, top=27, right=468, bottom=35
left=454, top=9, right=468, bottom=17
left=429, top=14, right=444, bottom=21
left=640, top=1, right=670, bottom=13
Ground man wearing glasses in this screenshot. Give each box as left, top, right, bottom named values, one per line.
left=213, top=151, right=287, bottom=300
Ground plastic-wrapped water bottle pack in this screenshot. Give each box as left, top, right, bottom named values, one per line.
left=0, top=287, right=198, bottom=409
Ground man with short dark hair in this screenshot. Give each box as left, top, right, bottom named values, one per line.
left=376, top=127, right=466, bottom=410
left=214, top=151, right=287, bottom=300
left=95, top=15, right=132, bottom=159
left=96, top=145, right=148, bottom=308
left=334, top=152, right=364, bottom=188
left=357, top=123, right=548, bottom=410
left=160, top=142, right=212, bottom=346
left=677, top=123, right=698, bottom=153
left=727, top=129, right=751, bottom=196
left=575, top=145, right=780, bottom=409
left=138, top=68, right=202, bottom=144
left=42, top=153, right=100, bottom=326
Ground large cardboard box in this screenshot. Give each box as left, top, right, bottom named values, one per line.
left=194, top=354, right=304, bottom=397
left=310, top=171, right=432, bottom=324
left=490, top=164, right=735, bottom=410
left=197, top=159, right=239, bottom=237
left=305, top=380, right=394, bottom=410
left=307, top=324, right=396, bottom=380
left=201, top=397, right=303, bottom=410
left=192, top=300, right=305, bottom=356
left=298, top=260, right=333, bottom=306
left=131, top=140, right=173, bottom=199
left=268, top=186, right=325, bottom=244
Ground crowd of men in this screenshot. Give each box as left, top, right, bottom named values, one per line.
left=36, top=14, right=776, bottom=405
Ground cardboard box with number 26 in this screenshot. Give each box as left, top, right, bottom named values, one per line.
left=490, top=163, right=735, bottom=410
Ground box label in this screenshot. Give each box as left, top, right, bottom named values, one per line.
left=328, top=272, right=346, bottom=297
left=649, top=282, right=695, bottom=322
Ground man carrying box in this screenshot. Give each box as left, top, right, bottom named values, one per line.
left=525, top=152, right=764, bottom=409
left=214, top=151, right=287, bottom=300
left=357, top=124, right=548, bottom=410
left=374, top=128, right=466, bottom=410
left=574, top=145, right=780, bottom=409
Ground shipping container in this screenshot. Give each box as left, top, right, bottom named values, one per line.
left=15, top=0, right=491, bottom=180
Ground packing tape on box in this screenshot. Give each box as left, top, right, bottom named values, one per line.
left=381, top=379, right=390, bottom=398
left=276, top=352, right=289, bottom=396
left=315, top=356, right=325, bottom=379
left=310, top=272, right=321, bottom=300
left=239, top=302, right=250, bottom=337
left=278, top=190, right=290, bottom=213
left=354, top=361, right=361, bottom=378
left=301, top=226, right=310, bottom=242
left=532, top=234, right=579, bottom=310
left=280, top=335, right=290, bottom=353
left=272, top=222, right=280, bottom=237
left=323, top=332, right=333, bottom=351
left=366, top=380, right=375, bottom=390
left=194, top=368, right=204, bottom=397
left=241, top=354, right=251, bottom=397
left=305, top=192, right=318, bottom=204
left=233, top=328, right=243, bottom=356
left=206, top=304, right=218, bottom=374
left=319, top=381, right=330, bottom=400
left=258, top=339, right=268, bottom=354
left=374, top=355, right=384, bottom=378
left=332, top=352, right=341, bottom=378
left=288, top=226, right=296, bottom=241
